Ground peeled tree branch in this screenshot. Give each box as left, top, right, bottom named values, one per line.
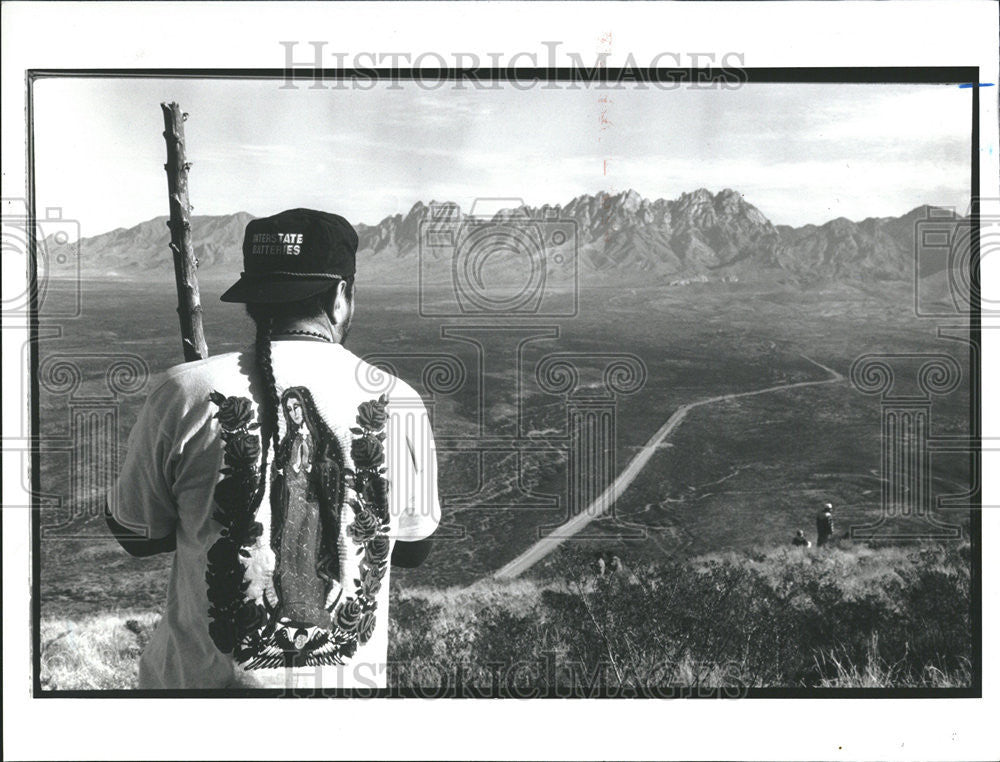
left=161, top=101, right=209, bottom=362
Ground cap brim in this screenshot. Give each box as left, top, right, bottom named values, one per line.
left=220, top=276, right=337, bottom=304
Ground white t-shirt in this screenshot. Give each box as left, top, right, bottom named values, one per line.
left=109, top=340, right=440, bottom=690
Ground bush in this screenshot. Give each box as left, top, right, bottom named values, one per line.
left=40, top=542, right=972, bottom=691
left=388, top=541, right=973, bottom=691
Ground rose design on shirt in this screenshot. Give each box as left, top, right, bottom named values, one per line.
left=335, top=597, right=363, bottom=632
left=227, top=517, right=263, bottom=548
left=361, top=571, right=382, bottom=598
left=345, top=393, right=390, bottom=647
left=236, top=600, right=267, bottom=632
left=356, top=399, right=388, bottom=430
left=215, top=395, right=255, bottom=431
left=349, top=505, right=380, bottom=543
left=205, top=392, right=263, bottom=659
left=350, top=434, right=383, bottom=470
left=208, top=617, right=238, bottom=655
left=224, top=433, right=261, bottom=468
left=358, top=612, right=376, bottom=643
left=365, top=535, right=391, bottom=566
left=205, top=390, right=392, bottom=667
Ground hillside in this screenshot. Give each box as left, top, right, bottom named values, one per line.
left=775, top=204, right=945, bottom=280
left=43, top=189, right=958, bottom=285
left=39, top=542, right=972, bottom=691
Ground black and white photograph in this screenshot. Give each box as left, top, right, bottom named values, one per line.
left=3, top=2, right=998, bottom=760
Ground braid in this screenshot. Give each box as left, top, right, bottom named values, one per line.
left=255, top=317, right=281, bottom=499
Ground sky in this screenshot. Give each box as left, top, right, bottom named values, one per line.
left=32, top=77, right=972, bottom=238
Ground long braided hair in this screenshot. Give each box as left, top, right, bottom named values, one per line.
left=245, top=279, right=353, bottom=503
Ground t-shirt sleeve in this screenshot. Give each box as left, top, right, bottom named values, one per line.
left=386, top=391, right=442, bottom=542
left=107, top=379, right=181, bottom=539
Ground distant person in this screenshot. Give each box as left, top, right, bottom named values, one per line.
left=816, top=502, right=835, bottom=547
left=610, top=554, right=624, bottom=574
left=595, top=554, right=606, bottom=577
left=105, top=209, right=441, bottom=690
left=792, top=529, right=811, bottom=548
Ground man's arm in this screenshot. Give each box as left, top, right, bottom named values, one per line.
left=391, top=537, right=432, bottom=568
left=106, top=376, right=184, bottom=558
left=104, top=500, right=176, bottom=558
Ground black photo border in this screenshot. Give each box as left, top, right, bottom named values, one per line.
left=23, top=65, right=983, bottom=699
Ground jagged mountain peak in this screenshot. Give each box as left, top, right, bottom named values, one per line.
left=676, top=187, right=715, bottom=204
left=618, top=188, right=644, bottom=211
left=48, top=191, right=948, bottom=285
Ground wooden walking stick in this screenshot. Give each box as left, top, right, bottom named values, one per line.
left=161, top=101, right=209, bottom=362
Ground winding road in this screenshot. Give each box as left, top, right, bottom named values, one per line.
left=493, top=355, right=845, bottom=579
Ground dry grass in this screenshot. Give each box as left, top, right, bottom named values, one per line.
left=39, top=542, right=972, bottom=691
left=814, top=633, right=973, bottom=688
left=40, top=611, right=159, bottom=690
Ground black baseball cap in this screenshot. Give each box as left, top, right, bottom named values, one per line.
left=220, top=208, right=358, bottom=303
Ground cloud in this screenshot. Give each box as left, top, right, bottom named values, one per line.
left=31, top=78, right=972, bottom=235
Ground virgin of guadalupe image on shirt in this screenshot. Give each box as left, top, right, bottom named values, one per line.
left=269, top=386, right=347, bottom=629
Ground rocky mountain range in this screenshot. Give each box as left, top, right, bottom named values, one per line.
left=44, top=189, right=956, bottom=284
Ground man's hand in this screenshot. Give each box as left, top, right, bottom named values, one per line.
left=105, top=500, right=177, bottom=558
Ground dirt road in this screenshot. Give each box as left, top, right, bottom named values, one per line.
left=493, top=356, right=845, bottom=579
